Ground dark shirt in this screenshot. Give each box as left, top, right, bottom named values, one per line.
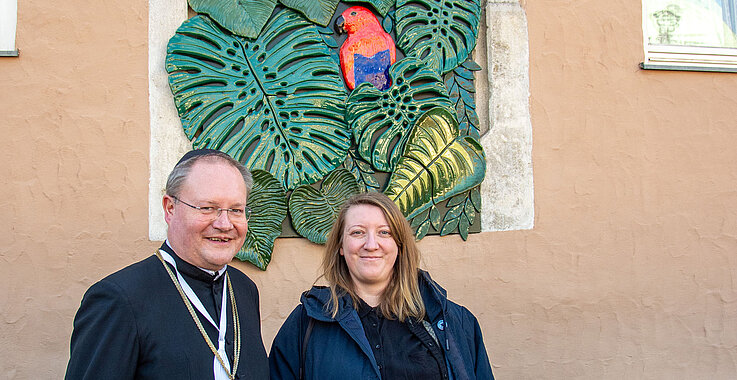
left=162, top=243, right=224, bottom=322
left=358, top=299, right=447, bottom=380
left=161, top=243, right=243, bottom=370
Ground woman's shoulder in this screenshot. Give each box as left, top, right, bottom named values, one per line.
left=300, top=286, right=351, bottom=322
left=418, top=270, right=480, bottom=321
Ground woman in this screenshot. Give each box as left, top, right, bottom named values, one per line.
left=269, top=192, right=494, bottom=380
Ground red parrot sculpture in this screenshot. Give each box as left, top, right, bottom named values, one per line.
left=335, top=6, right=396, bottom=91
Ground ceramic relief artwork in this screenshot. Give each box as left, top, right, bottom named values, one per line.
left=166, top=0, right=485, bottom=269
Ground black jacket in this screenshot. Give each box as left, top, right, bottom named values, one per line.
left=65, top=245, right=269, bottom=380
left=269, top=270, right=494, bottom=380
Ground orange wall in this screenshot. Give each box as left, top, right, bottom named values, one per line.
left=2, top=0, right=737, bottom=378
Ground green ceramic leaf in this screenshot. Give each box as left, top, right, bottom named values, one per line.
left=444, top=203, right=464, bottom=220
left=382, top=10, right=395, bottom=33
left=410, top=208, right=430, bottom=228
left=439, top=217, right=459, bottom=236
left=458, top=214, right=470, bottom=240
left=470, top=185, right=481, bottom=210
left=236, top=170, right=287, bottom=270
left=166, top=12, right=351, bottom=191
left=346, top=57, right=452, bottom=172
left=289, top=169, right=360, bottom=244
left=429, top=204, right=441, bottom=229
left=446, top=192, right=467, bottom=208
left=445, top=60, right=481, bottom=138
left=463, top=193, right=477, bottom=222
left=395, top=0, right=481, bottom=74
left=462, top=60, right=482, bottom=72
left=343, top=147, right=381, bottom=192
left=409, top=203, right=441, bottom=240
left=440, top=185, right=480, bottom=241
left=415, top=219, right=431, bottom=240
left=384, top=107, right=486, bottom=220
left=344, top=0, right=394, bottom=16
left=188, top=0, right=277, bottom=39
left=279, top=0, right=340, bottom=26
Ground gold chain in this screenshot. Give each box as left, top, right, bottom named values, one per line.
left=156, top=251, right=241, bottom=379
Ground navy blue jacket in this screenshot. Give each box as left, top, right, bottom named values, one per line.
left=269, top=271, right=494, bottom=380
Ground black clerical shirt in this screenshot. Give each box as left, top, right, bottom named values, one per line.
left=161, top=243, right=235, bottom=364
left=357, top=299, right=448, bottom=380
left=162, top=243, right=224, bottom=320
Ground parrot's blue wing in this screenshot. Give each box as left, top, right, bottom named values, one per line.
left=354, top=49, right=392, bottom=90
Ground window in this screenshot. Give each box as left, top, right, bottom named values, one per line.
left=0, top=0, right=18, bottom=56
left=642, top=0, right=737, bottom=71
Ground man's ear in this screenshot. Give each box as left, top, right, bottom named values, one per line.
left=163, top=195, right=176, bottom=224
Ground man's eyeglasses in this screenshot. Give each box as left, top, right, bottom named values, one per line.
left=172, top=196, right=252, bottom=222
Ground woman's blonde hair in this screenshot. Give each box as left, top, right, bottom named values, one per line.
left=320, top=192, right=425, bottom=322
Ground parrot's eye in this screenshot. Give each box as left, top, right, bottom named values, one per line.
left=350, top=11, right=357, bottom=16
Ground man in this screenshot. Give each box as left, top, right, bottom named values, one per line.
left=65, top=149, right=269, bottom=379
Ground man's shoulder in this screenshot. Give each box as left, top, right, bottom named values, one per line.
left=75, top=255, right=169, bottom=323
left=225, top=265, right=258, bottom=292
left=94, top=255, right=165, bottom=294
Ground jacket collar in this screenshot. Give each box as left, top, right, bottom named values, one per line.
left=418, top=269, right=448, bottom=323
left=300, top=286, right=354, bottom=322
left=300, top=270, right=449, bottom=322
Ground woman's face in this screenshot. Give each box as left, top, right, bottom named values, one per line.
left=340, top=204, right=399, bottom=293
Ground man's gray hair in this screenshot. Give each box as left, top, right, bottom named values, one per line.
left=165, top=150, right=253, bottom=198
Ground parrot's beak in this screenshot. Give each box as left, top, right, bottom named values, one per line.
left=335, top=16, right=345, bottom=34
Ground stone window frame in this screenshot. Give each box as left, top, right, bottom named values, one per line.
left=147, top=0, right=534, bottom=240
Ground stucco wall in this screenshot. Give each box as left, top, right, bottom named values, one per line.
left=2, top=0, right=737, bottom=379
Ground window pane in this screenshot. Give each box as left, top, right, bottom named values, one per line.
left=0, top=0, right=18, bottom=52
left=645, top=0, right=737, bottom=48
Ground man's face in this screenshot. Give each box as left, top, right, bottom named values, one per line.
left=163, top=159, right=248, bottom=270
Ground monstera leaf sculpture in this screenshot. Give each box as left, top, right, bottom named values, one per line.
left=289, top=169, right=360, bottom=244
left=394, top=0, right=481, bottom=74
left=166, top=11, right=351, bottom=191
left=384, top=107, right=486, bottom=220
left=346, top=0, right=394, bottom=16
left=343, top=147, right=381, bottom=192
left=188, top=0, right=277, bottom=39
left=346, top=57, right=452, bottom=172
left=236, top=170, right=287, bottom=270
left=164, top=1, right=490, bottom=268
left=188, top=0, right=347, bottom=37
left=279, top=0, right=341, bottom=26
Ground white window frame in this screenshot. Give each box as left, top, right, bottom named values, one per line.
left=642, top=0, right=737, bottom=72
left=0, top=0, right=18, bottom=56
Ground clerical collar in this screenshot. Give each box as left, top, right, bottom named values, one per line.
left=161, top=241, right=226, bottom=282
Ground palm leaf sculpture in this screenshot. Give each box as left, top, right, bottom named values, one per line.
left=384, top=107, right=486, bottom=221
